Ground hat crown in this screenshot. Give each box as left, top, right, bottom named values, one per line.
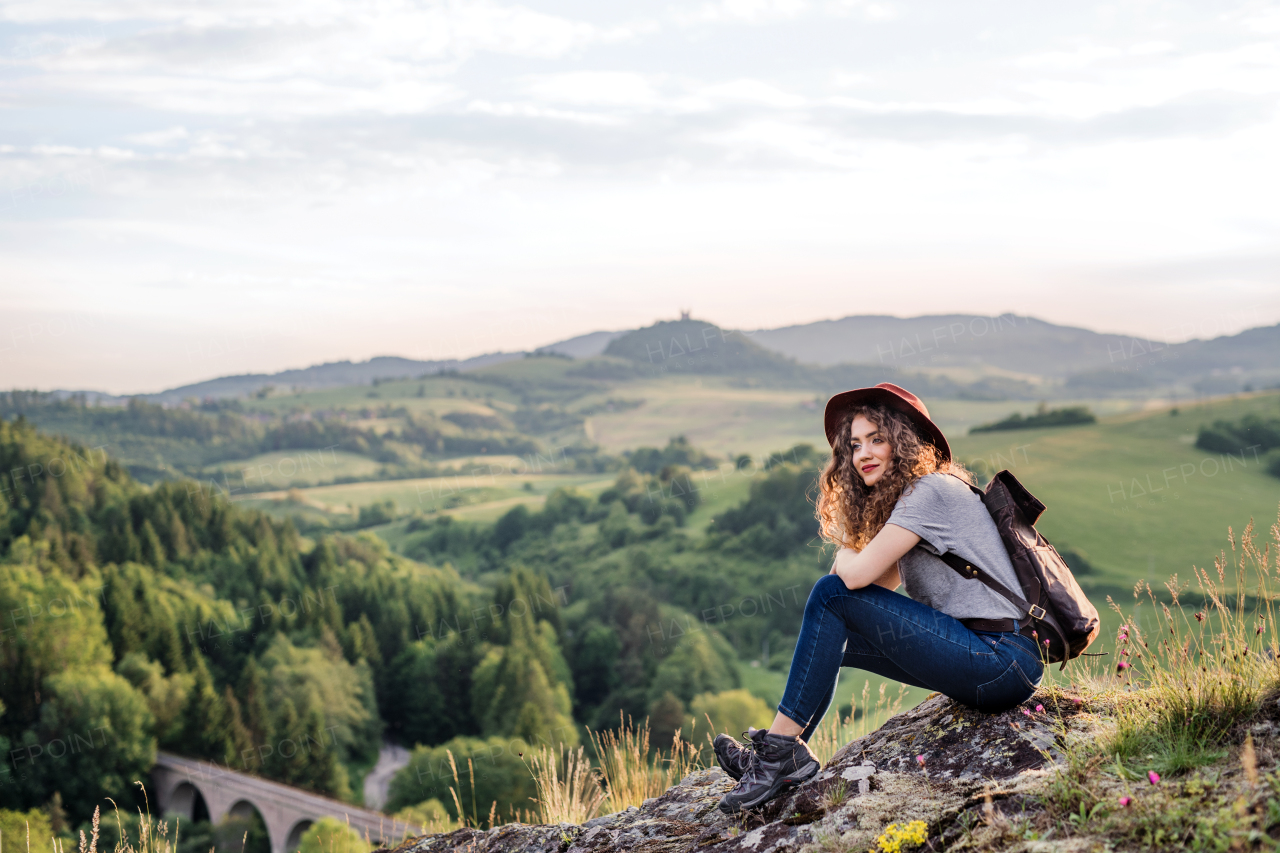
left=870, top=382, right=930, bottom=420
left=822, top=382, right=950, bottom=462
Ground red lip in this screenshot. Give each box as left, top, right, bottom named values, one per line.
left=861, top=464, right=878, bottom=473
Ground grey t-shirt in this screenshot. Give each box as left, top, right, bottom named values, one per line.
left=885, top=472, right=1022, bottom=621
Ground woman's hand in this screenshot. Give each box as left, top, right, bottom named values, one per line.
left=830, top=525, right=920, bottom=590
left=830, top=547, right=858, bottom=576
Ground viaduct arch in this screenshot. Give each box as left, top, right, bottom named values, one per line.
left=152, top=753, right=417, bottom=853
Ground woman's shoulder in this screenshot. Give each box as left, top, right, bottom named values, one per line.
left=898, top=471, right=974, bottom=504
left=904, top=471, right=964, bottom=493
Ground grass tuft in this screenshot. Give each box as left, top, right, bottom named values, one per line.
left=1101, top=515, right=1280, bottom=777
left=524, top=746, right=608, bottom=825
left=588, top=715, right=702, bottom=814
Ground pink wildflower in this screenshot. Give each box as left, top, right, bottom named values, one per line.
left=916, top=754, right=925, bottom=765
left=1035, top=704, right=1045, bottom=713
left=1148, top=771, right=1160, bottom=785
left=1021, top=708, right=1032, bottom=717
left=1117, top=661, right=1131, bottom=671
left=1119, top=796, right=1132, bottom=807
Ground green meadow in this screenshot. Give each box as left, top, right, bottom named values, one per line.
left=243, top=472, right=618, bottom=521
left=251, top=379, right=1278, bottom=609
left=951, top=390, right=1280, bottom=595
left=202, top=448, right=383, bottom=489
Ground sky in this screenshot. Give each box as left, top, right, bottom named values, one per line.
left=2, top=0, right=1279, bottom=394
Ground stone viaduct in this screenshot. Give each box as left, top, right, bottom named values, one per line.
left=152, top=752, right=418, bottom=853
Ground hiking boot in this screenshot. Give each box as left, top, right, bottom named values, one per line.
left=713, top=727, right=767, bottom=780
left=717, top=732, right=820, bottom=814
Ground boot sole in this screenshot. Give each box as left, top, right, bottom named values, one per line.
left=716, top=758, right=820, bottom=814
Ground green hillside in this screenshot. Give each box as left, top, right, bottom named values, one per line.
left=951, top=390, right=1280, bottom=597
left=5, top=361, right=1280, bottom=844
left=0, top=419, right=812, bottom=839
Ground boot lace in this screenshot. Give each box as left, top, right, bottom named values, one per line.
left=734, top=732, right=774, bottom=788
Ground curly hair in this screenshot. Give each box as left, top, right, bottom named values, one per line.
left=815, top=403, right=974, bottom=549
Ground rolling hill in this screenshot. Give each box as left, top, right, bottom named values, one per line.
left=33, top=313, right=1279, bottom=409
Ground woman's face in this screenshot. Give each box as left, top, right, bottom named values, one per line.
left=849, top=414, right=893, bottom=487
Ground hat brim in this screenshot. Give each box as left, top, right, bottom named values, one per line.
left=823, top=387, right=951, bottom=462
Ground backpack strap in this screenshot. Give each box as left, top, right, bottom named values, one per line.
left=936, top=551, right=1037, bottom=627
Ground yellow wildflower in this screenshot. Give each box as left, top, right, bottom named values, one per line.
left=870, top=820, right=928, bottom=853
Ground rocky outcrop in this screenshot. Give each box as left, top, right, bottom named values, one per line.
left=386, top=692, right=1083, bottom=853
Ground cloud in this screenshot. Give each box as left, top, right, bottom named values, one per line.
left=673, top=0, right=811, bottom=26
left=809, top=91, right=1277, bottom=146
left=3, top=0, right=1280, bottom=394
left=523, top=72, right=666, bottom=108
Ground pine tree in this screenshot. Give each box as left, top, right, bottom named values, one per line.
left=237, top=658, right=271, bottom=749
left=470, top=569, right=577, bottom=747
left=221, top=685, right=255, bottom=769
left=265, top=697, right=308, bottom=785
left=179, top=655, right=235, bottom=763
left=300, top=705, right=346, bottom=798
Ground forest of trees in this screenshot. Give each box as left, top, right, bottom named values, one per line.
left=969, top=403, right=1097, bottom=433
left=0, top=392, right=591, bottom=485
left=0, top=417, right=831, bottom=840
left=1195, top=412, right=1280, bottom=478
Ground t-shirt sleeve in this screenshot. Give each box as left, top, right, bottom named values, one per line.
left=885, top=475, right=955, bottom=556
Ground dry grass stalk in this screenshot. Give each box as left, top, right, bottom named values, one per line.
left=588, top=715, right=702, bottom=813
left=1242, top=732, right=1258, bottom=787
left=526, top=746, right=608, bottom=824
left=1065, top=511, right=1280, bottom=779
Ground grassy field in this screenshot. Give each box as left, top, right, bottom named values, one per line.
left=581, top=376, right=1164, bottom=459
left=239, top=374, right=520, bottom=414
left=230, top=386, right=1279, bottom=721
left=247, top=388, right=1279, bottom=596
left=232, top=374, right=1280, bottom=653
left=950, top=389, right=1280, bottom=650
left=243, top=471, right=618, bottom=522
left=201, top=448, right=383, bottom=490
left=951, top=390, right=1280, bottom=589
left=233, top=358, right=1170, bottom=464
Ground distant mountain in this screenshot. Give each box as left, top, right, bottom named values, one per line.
left=741, top=314, right=1280, bottom=395
left=742, top=314, right=1143, bottom=376
left=29, top=314, right=1279, bottom=407
left=536, top=330, right=627, bottom=358
left=596, top=318, right=1036, bottom=399
left=141, top=352, right=522, bottom=404
left=603, top=318, right=806, bottom=378
left=1150, top=324, right=1280, bottom=392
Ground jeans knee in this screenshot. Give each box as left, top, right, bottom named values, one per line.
left=815, top=574, right=847, bottom=595
left=808, top=574, right=846, bottom=610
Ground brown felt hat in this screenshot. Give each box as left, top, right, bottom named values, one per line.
left=823, top=382, right=951, bottom=462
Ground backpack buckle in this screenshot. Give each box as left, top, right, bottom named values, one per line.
left=1029, top=604, right=1047, bottom=620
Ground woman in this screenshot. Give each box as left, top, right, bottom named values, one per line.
left=714, top=382, right=1043, bottom=814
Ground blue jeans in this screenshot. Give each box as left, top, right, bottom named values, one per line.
left=779, top=575, right=1044, bottom=741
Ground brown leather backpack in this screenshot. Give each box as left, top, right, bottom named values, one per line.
left=942, top=471, right=1100, bottom=668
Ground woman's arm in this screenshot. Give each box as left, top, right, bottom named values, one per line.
left=828, top=555, right=901, bottom=589
left=828, top=523, right=920, bottom=590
